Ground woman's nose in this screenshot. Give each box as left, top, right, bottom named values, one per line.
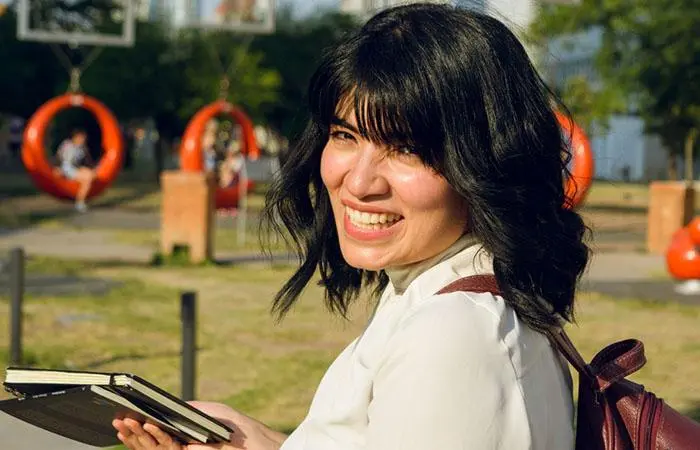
left=344, top=145, right=390, bottom=199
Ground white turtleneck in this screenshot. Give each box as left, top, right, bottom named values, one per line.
left=281, top=235, right=574, bottom=450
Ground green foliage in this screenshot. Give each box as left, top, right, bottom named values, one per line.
left=251, top=10, right=361, bottom=138
left=0, top=4, right=360, bottom=142
left=0, top=10, right=63, bottom=117
left=558, top=75, right=626, bottom=135
left=150, top=246, right=215, bottom=267
left=532, top=0, right=700, bottom=157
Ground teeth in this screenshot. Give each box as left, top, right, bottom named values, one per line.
left=345, top=206, right=402, bottom=229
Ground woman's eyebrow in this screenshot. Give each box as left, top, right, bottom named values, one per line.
left=331, top=117, right=360, bottom=134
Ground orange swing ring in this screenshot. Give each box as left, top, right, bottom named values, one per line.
left=21, top=93, right=124, bottom=201
left=666, top=217, right=700, bottom=281
left=556, top=111, right=594, bottom=209
left=179, top=100, right=259, bottom=210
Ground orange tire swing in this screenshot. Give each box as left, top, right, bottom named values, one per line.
left=21, top=93, right=124, bottom=201
left=555, top=111, right=594, bottom=209
left=666, top=217, right=700, bottom=281
left=179, top=100, right=260, bottom=209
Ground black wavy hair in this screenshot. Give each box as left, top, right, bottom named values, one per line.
left=262, top=3, right=590, bottom=332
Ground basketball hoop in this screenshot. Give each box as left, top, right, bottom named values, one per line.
left=16, top=0, right=135, bottom=47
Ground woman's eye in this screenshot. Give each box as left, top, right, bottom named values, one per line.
left=330, top=130, right=356, bottom=142
left=391, top=146, right=419, bottom=160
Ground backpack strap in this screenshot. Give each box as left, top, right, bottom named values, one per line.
left=437, top=274, right=596, bottom=382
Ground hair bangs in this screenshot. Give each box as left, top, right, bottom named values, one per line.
left=310, top=41, right=446, bottom=168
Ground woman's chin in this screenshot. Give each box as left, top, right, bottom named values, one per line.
left=340, top=249, right=391, bottom=272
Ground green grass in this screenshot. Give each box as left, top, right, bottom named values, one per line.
left=0, top=258, right=370, bottom=433
left=1, top=257, right=700, bottom=435
left=2, top=177, right=700, bottom=437
left=569, top=291, right=700, bottom=414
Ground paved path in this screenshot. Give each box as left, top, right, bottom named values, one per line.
left=0, top=413, right=99, bottom=449
left=0, top=227, right=296, bottom=265
left=0, top=225, right=667, bottom=278
left=0, top=228, right=153, bottom=262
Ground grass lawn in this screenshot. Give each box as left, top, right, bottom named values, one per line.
left=1, top=256, right=699, bottom=441
left=1, top=176, right=700, bottom=443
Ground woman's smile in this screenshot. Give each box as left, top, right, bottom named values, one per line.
left=343, top=204, right=406, bottom=240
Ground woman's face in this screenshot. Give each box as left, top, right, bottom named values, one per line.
left=321, top=111, right=469, bottom=271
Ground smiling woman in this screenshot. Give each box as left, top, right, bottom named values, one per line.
left=321, top=111, right=469, bottom=271
left=114, top=3, right=590, bottom=450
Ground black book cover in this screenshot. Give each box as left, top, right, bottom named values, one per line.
left=0, top=386, right=193, bottom=447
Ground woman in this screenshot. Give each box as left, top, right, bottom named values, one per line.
left=114, top=3, right=589, bottom=449
left=57, top=128, right=95, bottom=212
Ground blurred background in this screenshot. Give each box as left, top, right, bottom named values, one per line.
left=0, top=0, right=699, bottom=448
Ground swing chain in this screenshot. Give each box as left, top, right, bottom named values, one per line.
left=69, top=68, right=82, bottom=93
left=50, top=44, right=104, bottom=93
left=219, top=76, right=230, bottom=101
left=206, top=33, right=255, bottom=102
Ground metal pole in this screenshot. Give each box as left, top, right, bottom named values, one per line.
left=237, top=159, right=248, bottom=246
left=9, top=248, right=24, bottom=366
left=181, top=291, right=196, bottom=401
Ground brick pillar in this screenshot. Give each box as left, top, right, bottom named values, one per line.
left=160, top=171, right=215, bottom=263
left=647, top=181, right=695, bottom=254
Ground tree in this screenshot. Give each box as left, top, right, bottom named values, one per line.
left=555, top=75, right=626, bottom=136
left=0, top=8, right=63, bottom=118
left=531, top=0, right=700, bottom=179
left=251, top=8, right=361, bottom=139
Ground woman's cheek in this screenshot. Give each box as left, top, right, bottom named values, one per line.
left=321, top=145, right=354, bottom=189
left=392, top=169, right=452, bottom=210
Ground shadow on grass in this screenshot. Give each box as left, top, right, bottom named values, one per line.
left=22, top=256, right=152, bottom=276
left=685, top=402, right=700, bottom=422
left=80, top=347, right=210, bottom=371
left=0, top=181, right=160, bottom=229
left=582, top=204, right=649, bottom=215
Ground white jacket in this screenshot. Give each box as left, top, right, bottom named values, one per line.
left=281, top=234, right=574, bottom=450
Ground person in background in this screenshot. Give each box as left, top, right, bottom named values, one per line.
left=218, top=140, right=245, bottom=189
left=216, top=139, right=246, bottom=218
left=57, top=129, right=95, bottom=212
left=202, top=119, right=219, bottom=175
left=8, top=116, right=24, bottom=161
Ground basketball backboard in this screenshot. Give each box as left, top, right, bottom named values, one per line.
left=182, top=0, right=275, bottom=34
left=16, top=0, right=135, bottom=47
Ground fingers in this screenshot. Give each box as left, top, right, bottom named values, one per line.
left=143, top=422, right=179, bottom=449
left=113, top=418, right=164, bottom=449
left=114, top=418, right=140, bottom=448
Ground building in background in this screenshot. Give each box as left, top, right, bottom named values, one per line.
left=544, top=27, right=667, bottom=181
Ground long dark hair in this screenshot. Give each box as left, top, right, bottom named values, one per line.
left=262, top=3, right=590, bottom=332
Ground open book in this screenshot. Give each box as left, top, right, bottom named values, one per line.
left=1, top=367, right=234, bottom=447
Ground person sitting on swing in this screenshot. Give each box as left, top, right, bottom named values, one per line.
left=218, top=139, right=245, bottom=189
left=57, top=129, right=95, bottom=212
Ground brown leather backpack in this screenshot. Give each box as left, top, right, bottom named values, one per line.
left=438, top=275, right=700, bottom=450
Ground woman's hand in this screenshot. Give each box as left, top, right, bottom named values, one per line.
left=112, top=401, right=287, bottom=450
